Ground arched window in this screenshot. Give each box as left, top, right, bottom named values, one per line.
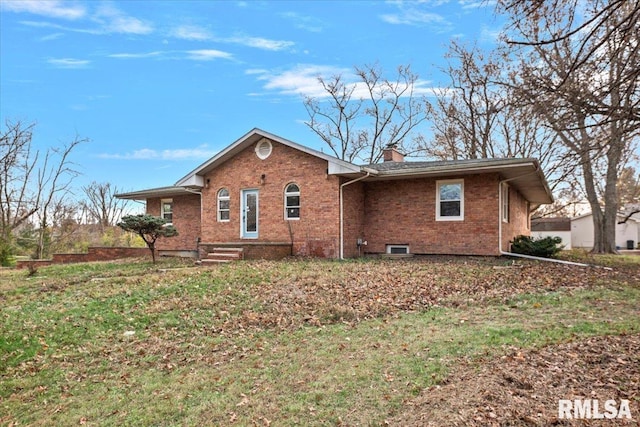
left=217, top=188, right=230, bottom=222
left=284, top=183, right=300, bottom=220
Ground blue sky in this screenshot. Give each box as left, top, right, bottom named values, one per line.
left=1, top=0, right=502, bottom=193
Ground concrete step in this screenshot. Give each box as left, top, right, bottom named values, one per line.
left=211, top=247, right=244, bottom=253
left=200, top=258, right=232, bottom=264
left=207, top=252, right=241, bottom=258
left=200, top=247, right=244, bottom=265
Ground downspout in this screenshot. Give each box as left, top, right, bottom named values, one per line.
left=340, top=170, right=371, bottom=260
left=183, top=188, right=203, bottom=261
left=497, top=175, right=598, bottom=268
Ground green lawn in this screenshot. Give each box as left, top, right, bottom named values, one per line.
left=1, top=254, right=639, bottom=425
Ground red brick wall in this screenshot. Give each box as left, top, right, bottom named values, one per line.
left=362, top=173, right=502, bottom=256
left=200, top=140, right=341, bottom=258
left=501, top=184, right=531, bottom=251
left=16, top=247, right=150, bottom=268
left=341, top=180, right=365, bottom=257
left=147, top=193, right=201, bottom=251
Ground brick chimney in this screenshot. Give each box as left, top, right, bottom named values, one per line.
left=383, top=146, right=405, bottom=162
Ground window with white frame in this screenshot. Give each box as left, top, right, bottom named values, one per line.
left=284, top=183, right=300, bottom=219
left=501, top=183, right=509, bottom=223
left=161, top=199, right=173, bottom=223
left=436, top=179, right=464, bottom=221
left=217, top=188, right=230, bottom=222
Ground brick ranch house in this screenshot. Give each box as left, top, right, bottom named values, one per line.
left=116, top=128, right=553, bottom=260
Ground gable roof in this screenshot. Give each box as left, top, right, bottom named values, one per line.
left=174, top=128, right=363, bottom=187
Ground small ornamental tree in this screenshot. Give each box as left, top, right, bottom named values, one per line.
left=117, top=214, right=178, bottom=263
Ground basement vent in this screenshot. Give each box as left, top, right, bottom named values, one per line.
left=255, top=139, right=273, bottom=160
left=386, top=245, right=409, bottom=254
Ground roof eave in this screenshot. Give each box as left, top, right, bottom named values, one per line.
left=115, top=186, right=196, bottom=200
left=365, top=159, right=553, bottom=205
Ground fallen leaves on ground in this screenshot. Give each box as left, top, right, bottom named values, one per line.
left=224, top=257, right=637, bottom=333
left=391, top=333, right=640, bottom=426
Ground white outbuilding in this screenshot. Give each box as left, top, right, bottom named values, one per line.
left=571, top=213, right=640, bottom=250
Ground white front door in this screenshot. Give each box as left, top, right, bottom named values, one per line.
left=241, top=189, right=259, bottom=239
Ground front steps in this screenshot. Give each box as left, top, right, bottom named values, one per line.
left=200, top=247, right=244, bottom=264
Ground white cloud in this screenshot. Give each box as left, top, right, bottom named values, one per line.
left=170, top=24, right=213, bottom=41
left=48, top=58, right=90, bottom=68
left=1, top=0, right=86, bottom=20
left=253, top=64, right=440, bottom=99
left=245, top=68, right=269, bottom=75
left=40, top=32, right=65, bottom=41
left=108, top=51, right=164, bottom=59
left=380, top=9, right=453, bottom=31
left=168, top=24, right=294, bottom=51
left=92, top=3, right=153, bottom=35
left=380, top=1, right=454, bottom=32
left=10, top=2, right=153, bottom=35
left=228, top=36, right=294, bottom=51
left=255, top=64, right=349, bottom=98
left=106, top=49, right=234, bottom=61
left=99, top=147, right=216, bottom=160
left=185, top=49, right=233, bottom=61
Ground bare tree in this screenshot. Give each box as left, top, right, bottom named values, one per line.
left=498, top=0, right=640, bottom=109
left=304, top=64, right=432, bottom=164
left=428, top=42, right=504, bottom=160
left=500, top=0, right=640, bottom=253
left=425, top=42, right=573, bottom=200
left=0, top=120, right=85, bottom=262
left=81, top=181, right=132, bottom=231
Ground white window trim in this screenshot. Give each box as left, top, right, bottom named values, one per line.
left=436, top=179, right=464, bottom=221
left=501, top=183, right=509, bottom=223
left=284, top=183, right=300, bottom=220
left=217, top=188, right=230, bottom=222
left=255, top=138, right=273, bottom=160
left=161, top=198, right=173, bottom=225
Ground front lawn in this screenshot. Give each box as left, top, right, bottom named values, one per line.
left=1, top=256, right=638, bottom=425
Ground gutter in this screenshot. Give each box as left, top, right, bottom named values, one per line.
left=497, top=174, right=606, bottom=268
left=339, top=170, right=373, bottom=259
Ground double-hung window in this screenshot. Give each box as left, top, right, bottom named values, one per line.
left=436, top=179, right=464, bottom=221
left=217, top=188, right=230, bottom=222
left=501, top=183, right=509, bottom=223
left=161, top=199, right=173, bottom=224
left=284, top=183, right=300, bottom=220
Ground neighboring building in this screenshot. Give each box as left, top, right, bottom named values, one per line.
left=116, top=128, right=554, bottom=259
left=571, top=213, right=640, bottom=250
left=531, top=217, right=572, bottom=250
